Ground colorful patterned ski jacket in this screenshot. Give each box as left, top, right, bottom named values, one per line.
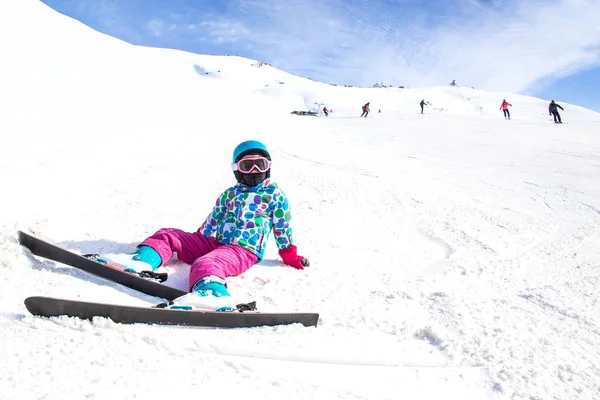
left=198, top=179, right=294, bottom=260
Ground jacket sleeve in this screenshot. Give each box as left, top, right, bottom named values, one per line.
left=558, top=105, right=564, bottom=110
left=198, top=189, right=229, bottom=235
left=271, top=189, right=294, bottom=250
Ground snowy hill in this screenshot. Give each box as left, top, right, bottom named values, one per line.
left=1, top=1, right=600, bottom=400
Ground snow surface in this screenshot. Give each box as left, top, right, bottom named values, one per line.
left=1, top=1, right=600, bottom=399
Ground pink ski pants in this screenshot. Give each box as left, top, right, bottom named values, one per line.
left=140, top=228, right=258, bottom=291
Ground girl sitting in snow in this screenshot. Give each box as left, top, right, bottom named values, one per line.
left=108, top=140, right=309, bottom=311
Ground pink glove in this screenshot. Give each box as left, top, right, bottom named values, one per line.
left=279, top=245, right=310, bottom=270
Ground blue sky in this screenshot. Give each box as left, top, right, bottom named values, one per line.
left=42, top=0, right=600, bottom=112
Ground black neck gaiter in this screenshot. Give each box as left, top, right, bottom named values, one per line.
left=234, top=171, right=268, bottom=187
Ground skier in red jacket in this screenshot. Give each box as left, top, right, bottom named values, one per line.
left=499, top=100, right=512, bottom=120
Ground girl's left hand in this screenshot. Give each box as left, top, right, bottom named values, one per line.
left=279, top=245, right=310, bottom=270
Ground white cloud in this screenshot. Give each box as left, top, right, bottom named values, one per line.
left=144, top=17, right=183, bottom=39
left=211, top=0, right=600, bottom=92
left=199, top=19, right=251, bottom=44
left=145, top=18, right=164, bottom=37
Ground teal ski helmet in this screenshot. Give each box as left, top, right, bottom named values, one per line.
left=232, top=140, right=271, bottom=186
left=232, top=140, right=271, bottom=162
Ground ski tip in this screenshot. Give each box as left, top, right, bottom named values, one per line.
left=24, top=296, right=46, bottom=314
left=17, top=230, right=29, bottom=245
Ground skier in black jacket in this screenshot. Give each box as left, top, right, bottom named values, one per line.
left=548, top=100, right=564, bottom=123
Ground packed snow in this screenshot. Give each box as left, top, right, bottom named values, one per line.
left=1, top=1, right=600, bottom=399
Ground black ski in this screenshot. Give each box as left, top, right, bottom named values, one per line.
left=18, top=231, right=187, bottom=300
left=25, top=296, right=320, bottom=328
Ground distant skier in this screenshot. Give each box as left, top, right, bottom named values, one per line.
left=323, top=106, right=329, bottom=117
left=101, top=140, right=309, bottom=311
left=420, top=99, right=430, bottom=114
left=361, top=102, right=370, bottom=118
left=548, top=100, right=564, bottom=123
left=499, top=99, right=512, bottom=120
left=450, top=80, right=456, bottom=87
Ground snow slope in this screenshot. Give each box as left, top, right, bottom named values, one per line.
left=1, top=1, right=600, bottom=399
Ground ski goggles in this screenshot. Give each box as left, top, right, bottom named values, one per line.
left=231, top=156, right=271, bottom=173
